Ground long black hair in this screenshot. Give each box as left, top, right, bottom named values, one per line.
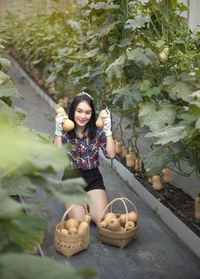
left=68, top=93, right=97, bottom=139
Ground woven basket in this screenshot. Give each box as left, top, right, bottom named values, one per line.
left=97, top=197, right=138, bottom=249
left=55, top=204, right=90, bottom=258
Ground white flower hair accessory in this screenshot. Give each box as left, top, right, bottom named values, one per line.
left=77, top=91, right=94, bottom=100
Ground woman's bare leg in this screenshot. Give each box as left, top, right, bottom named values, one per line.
left=87, top=189, right=108, bottom=225
left=65, top=203, right=86, bottom=222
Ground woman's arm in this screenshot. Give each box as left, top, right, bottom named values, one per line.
left=54, top=135, right=62, bottom=148
left=106, top=135, right=116, bottom=159
left=101, top=109, right=115, bottom=159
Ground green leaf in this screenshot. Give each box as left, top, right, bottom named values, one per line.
left=195, top=118, right=200, bottom=129
left=66, top=20, right=81, bottom=32
left=2, top=176, right=37, bottom=196
left=89, top=2, right=119, bottom=12
left=68, top=61, right=87, bottom=76
left=88, top=64, right=104, bottom=80
left=143, top=147, right=176, bottom=175
left=105, top=54, right=125, bottom=82
left=145, top=125, right=188, bottom=145
left=85, top=47, right=99, bottom=58
left=29, top=175, right=90, bottom=205
left=0, top=58, right=11, bottom=73
left=3, top=214, right=47, bottom=252
left=0, top=70, right=9, bottom=84
left=0, top=100, right=26, bottom=125
left=0, top=253, right=97, bottom=279
left=0, top=72, right=22, bottom=98
left=155, top=40, right=166, bottom=48
left=0, top=122, right=69, bottom=177
left=98, top=22, right=120, bottom=38
left=127, top=47, right=157, bottom=69
left=139, top=102, right=176, bottom=131
left=112, top=84, right=142, bottom=110
left=163, top=75, right=196, bottom=102
left=190, top=90, right=200, bottom=107
left=187, top=104, right=200, bottom=115
left=140, top=80, right=161, bottom=97
left=0, top=44, right=5, bottom=50
left=0, top=189, right=23, bottom=218
left=124, top=15, right=148, bottom=30
left=177, top=113, right=198, bottom=125
left=45, top=72, right=57, bottom=83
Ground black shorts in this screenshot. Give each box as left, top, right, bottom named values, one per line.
left=62, top=167, right=105, bottom=192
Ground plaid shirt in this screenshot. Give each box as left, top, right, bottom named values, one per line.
left=62, top=128, right=110, bottom=170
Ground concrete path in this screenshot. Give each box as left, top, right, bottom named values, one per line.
left=9, top=55, right=200, bottom=279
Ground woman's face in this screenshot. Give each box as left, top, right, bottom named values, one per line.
left=74, top=101, right=92, bottom=129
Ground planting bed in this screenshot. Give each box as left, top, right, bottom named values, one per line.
left=116, top=154, right=200, bottom=238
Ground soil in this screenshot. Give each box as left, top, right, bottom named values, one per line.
left=7, top=49, right=200, bottom=238
left=116, top=154, right=200, bottom=238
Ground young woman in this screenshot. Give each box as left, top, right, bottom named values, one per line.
left=54, top=92, right=115, bottom=224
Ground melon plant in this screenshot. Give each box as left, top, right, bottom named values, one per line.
left=0, top=48, right=94, bottom=278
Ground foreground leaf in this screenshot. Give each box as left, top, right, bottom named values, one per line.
left=0, top=57, right=11, bottom=73
left=0, top=253, right=97, bottom=279
left=2, top=214, right=47, bottom=252
left=0, top=189, right=23, bottom=218
left=0, top=122, right=69, bottom=176
left=2, top=175, right=37, bottom=196
left=0, top=71, right=21, bottom=98
left=28, top=175, right=90, bottom=205
left=0, top=99, right=26, bottom=125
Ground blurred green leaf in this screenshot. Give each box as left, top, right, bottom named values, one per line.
left=0, top=189, right=23, bottom=218
left=2, top=214, right=47, bottom=252
left=29, top=175, right=90, bottom=205
left=0, top=122, right=69, bottom=177
left=195, top=118, right=200, bottom=129
left=0, top=253, right=97, bottom=279
left=0, top=72, right=21, bottom=98
left=0, top=58, right=11, bottom=73
left=2, top=176, right=37, bottom=196
left=0, top=100, right=26, bottom=125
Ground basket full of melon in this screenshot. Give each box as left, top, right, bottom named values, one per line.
left=97, top=197, right=138, bottom=248
left=54, top=204, right=91, bottom=258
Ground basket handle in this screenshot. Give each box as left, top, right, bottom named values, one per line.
left=98, top=197, right=137, bottom=226
left=110, top=197, right=138, bottom=214
left=61, top=203, right=88, bottom=224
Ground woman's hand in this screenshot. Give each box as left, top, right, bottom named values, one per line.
left=55, top=113, right=68, bottom=137
left=101, top=109, right=112, bottom=137
left=101, top=109, right=115, bottom=158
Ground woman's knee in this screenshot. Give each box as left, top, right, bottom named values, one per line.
left=65, top=203, right=85, bottom=222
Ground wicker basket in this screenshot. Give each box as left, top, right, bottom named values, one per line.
left=55, top=204, right=90, bottom=258
left=97, top=197, right=138, bottom=249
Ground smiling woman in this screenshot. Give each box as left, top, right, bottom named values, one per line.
left=54, top=91, right=116, bottom=225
